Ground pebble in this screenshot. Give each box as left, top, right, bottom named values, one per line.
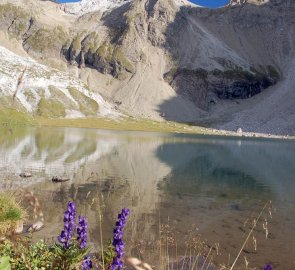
left=19, top=172, right=32, bottom=178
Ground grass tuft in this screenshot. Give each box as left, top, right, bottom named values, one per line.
left=0, top=194, right=26, bottom=236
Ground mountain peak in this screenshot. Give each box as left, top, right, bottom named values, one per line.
left=61, top=0, right=201, bottom=15
left=62, top=0, right=131, bottom=15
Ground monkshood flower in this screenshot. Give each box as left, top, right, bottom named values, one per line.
left=81, top=256, right=93, bottom=270
left=263, top=265, right=272, bottom=270
left=110, top=208, right=130, bottom=270
left=77, top=216, right=88, bottom=249
left=58, top=202, right=76, bottom=249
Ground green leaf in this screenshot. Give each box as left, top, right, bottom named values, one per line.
left=0, top=256, right=11, bottom=270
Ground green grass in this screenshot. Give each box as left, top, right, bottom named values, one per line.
left=113, top=49, right=134, bottom=73
left=0, top=107, right=35, bottom=126
left=0, top=97, right=26, bottom=112
left=0, top=4, right=30, bottom=37
left=0, top=197, right=22, bottom=222
left=49, top=86, right=76, bottom=109
left=26, top=26, right=68, bottom=53
left=0, top=104, right=212, bottom=135
left=36, top=98, right=66, bottom=118
left=79, top=31, right=100, bottom=53
left=36, top=116, right=213, bottom=135
left=96, top=42, right=114, bottom=62
left=68, top=87, right=99, bottom=116
left=95, top=42, right=134, bottom=75
left=71, top=34, right=83, bottom=53
left=0, top=107, right=292, bottom=140
left=0, top=105, right=210, bottom=135
left=0, top=194, right=26, bottom=236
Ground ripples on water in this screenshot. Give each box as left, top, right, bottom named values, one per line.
left=0, top=127, right=295, bottom=269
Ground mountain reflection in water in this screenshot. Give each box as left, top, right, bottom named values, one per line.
left=0, top=127, right=294, bottom=269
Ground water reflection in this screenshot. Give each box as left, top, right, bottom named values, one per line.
left=0, top=127, right=295, bottom=268
left=156, top=139, right=295, bottom=201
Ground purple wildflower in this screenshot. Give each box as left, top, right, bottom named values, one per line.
left=263, top=265, right=272, bottom=270
left=58, top=202, right=76, bottom=249
left=77, top=216, right=88, bottom=249
left=81, top=256, right=93, bottom=270
left=110, top=208, right=130, bottom=270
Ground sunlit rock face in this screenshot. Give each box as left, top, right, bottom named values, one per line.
left=61, top=0, right=200, bottom=15
left=62, top=0, right=131, bottom=15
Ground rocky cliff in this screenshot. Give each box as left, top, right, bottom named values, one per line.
left=0, top=0, right=294, bottom=134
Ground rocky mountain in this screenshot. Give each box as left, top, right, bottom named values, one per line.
left=63, top=0, right=132, bottom=15
left=0, top=0, right=294, bottom=134
left=0, top=46, right=118, bottom=118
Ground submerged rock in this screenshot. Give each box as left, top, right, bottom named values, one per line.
left=27, top=221, right=44, bottom=233
left=19, top=172, right=32, bottom=178
left=52, top=176, right=70, bottom=183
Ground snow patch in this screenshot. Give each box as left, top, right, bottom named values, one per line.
left=62, top=0, right=201, bottom=15
left=62, top=0, right=131, bottom=15
left=173, top=0, right=201, bottom=8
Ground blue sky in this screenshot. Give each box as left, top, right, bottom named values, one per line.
left=57, top=0, right=230, bottom=8
left=192, top=0, right=229, bottom=8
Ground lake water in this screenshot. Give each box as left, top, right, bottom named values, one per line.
left=0, top=127, right=295, bottom=269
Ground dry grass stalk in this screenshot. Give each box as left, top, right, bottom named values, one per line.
left=229, top=201, right=272, bottom=270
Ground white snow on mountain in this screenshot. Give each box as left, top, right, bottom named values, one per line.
left=62, top=0, right=131, bottom=15
left=61, top=0, right=201, bottom=16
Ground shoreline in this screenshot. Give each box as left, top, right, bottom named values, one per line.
left=35, top=117, right=295, bottom=141
left=0, top=108, right=294, bottom=141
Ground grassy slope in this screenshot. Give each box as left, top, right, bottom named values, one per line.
left=0, top=107, right=213, bottom=134
left=36, top=117, right=214, bottom=135
left=0, top=108, right=294, bottom=139
left=0, top=108, right=36, bottom=126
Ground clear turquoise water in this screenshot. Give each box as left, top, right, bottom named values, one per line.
left=0, top=127, right=294, bottom=268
